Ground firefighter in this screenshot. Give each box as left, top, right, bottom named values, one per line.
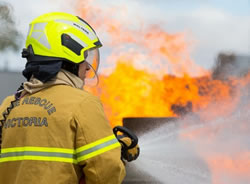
left=0, top=12, right=139, bottom=184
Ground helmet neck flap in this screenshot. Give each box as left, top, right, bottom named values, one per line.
left=22, top=45, right=79, bottom=83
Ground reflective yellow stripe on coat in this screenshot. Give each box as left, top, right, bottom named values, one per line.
left=0, top=134, right=120, bottom=164
left=76, top=134, right=121, bottom=162
left=0, top=146, right=77, bottom=163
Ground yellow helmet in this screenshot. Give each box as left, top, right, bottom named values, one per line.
left=22, top=12, right=102, bottom=83
left=24, top=12, right=102, bottom=64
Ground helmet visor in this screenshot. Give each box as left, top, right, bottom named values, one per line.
left=85, top=48, right=100, bottom=79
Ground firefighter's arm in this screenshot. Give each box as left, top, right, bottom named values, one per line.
left=74, top=96, right=126, bottom=184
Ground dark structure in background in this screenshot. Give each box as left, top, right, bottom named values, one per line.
left=212, top=53, right=250, bottom=80
left=168, top=53, right=250, bottom=117
left=123, top=117, right=177, bottom=137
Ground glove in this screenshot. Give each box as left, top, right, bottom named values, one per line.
left=119, top=136, right=140, bottom=162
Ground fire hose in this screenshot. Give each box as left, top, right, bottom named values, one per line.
left=113, top=126, right=140, bottom=162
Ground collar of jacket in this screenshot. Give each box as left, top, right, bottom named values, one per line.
left=22, top=69, right=84, bottom=95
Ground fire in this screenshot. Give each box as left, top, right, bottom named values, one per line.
left=89, top=61, right=173, bottom=127
left=75, top=0, right=250, bottom=124
left=76, top=0, right=250, bottom=183
left=89, top=64, right=247, bottom=127
left=77, top=1, right=211, bottom=126
left=89, top=65, right=248, bottom=126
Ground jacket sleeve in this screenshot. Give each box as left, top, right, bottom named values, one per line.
left=74, top=95, right=126, bottom=184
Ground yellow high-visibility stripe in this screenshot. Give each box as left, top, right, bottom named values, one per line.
left=0, top=147, right=77, bottom=164
left=77, top=142, right=121, bottom=162
left=0, top=156, right=77, bottom=164
left=76, top=134, right=121, bottom=162
left=0, top=134, right=120, bottom=164
left=1, top=147, right=75, bottom=154
left=76, top=134, right=117, bottom=153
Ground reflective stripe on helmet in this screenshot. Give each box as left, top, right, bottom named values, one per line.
left=55, top=19, right=97, bottom=41
left=31, top=22, right=51, bottom=49
left=30, top=31, right=41, bottom=40
left=76, top=134, right=120, bottom=162
left=0, top=134, right=120, bottom=164
left=67, top=33, right=88, bottom=48
left=39, top=34, right=51, bottom=49
left=33, top=22, right=47, bottom=31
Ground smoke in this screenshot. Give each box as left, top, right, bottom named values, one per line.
left=0, top=2, right=21, bottom=51
left=0, top=0, right=77, bottom=70
left=181, top=82, right=250, bottom=184
left=132, top=75, right=250, bottom=183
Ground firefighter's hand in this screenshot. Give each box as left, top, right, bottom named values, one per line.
left=119, top=137, right=140, bottom=162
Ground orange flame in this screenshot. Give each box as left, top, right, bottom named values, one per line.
left=76, top=1, right=250, bottom=122
left=89, top=64, right=249, bottom=127
left=76, top=1, right=250, bottom=183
